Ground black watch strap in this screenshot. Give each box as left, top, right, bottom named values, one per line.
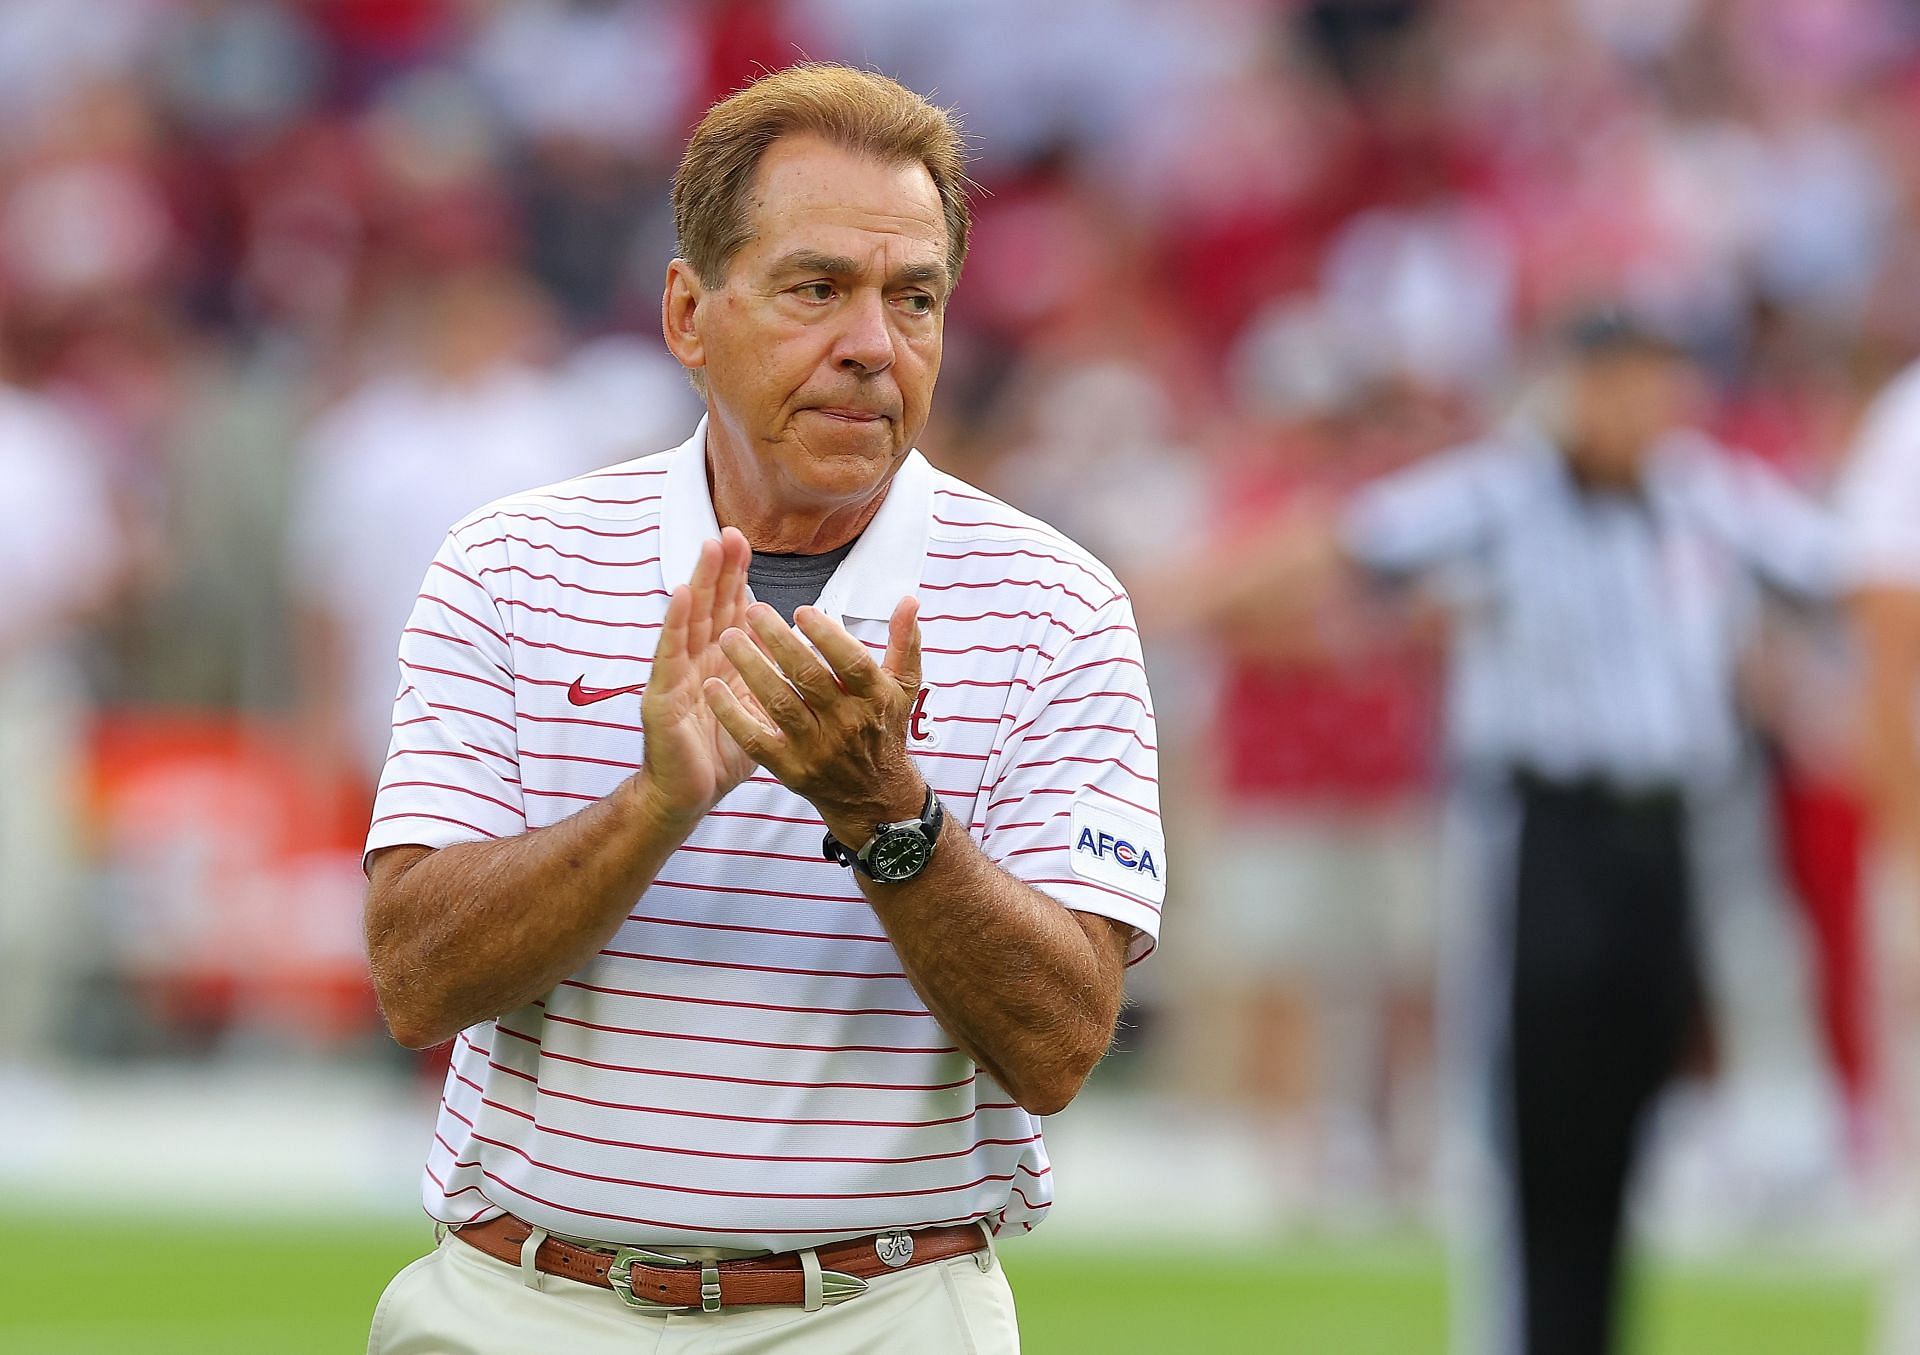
left=822, top=787, right=943, bottom=880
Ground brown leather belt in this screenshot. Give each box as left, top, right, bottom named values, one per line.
left=451, top=1214, right=989, bottom=1312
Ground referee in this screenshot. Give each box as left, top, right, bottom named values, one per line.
left=1166, top=312, right=1843, bottom=1355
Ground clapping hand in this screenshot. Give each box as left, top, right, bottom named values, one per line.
left=703, top=596, right=928, bottom=849
left=638, top=528, right=765, bottom=825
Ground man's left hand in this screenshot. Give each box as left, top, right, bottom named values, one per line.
left=704, top=597, right=927, bottom=847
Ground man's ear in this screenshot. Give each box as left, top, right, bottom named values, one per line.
left=661, top=259, right=707, bottom=375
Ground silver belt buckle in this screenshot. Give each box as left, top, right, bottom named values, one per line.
left=607, top=1246, right=695, bottom=1312
left=607, top=1243, right=870, bottom=1313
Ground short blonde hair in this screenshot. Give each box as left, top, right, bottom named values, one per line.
left=672, top=63, right=971, bottom=290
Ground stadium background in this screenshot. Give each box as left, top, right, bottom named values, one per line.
left=1, top=0, right=1912, bottom=1349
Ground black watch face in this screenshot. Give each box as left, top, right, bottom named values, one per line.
left=867, top=829, right=933, bottom=882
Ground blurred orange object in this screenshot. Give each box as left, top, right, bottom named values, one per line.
left=83, top=710, right=376, bottom=1045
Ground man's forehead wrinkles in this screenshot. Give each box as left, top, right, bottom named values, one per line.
left=760, top=187, right=943, bottom=232
left=759, top=238, right=950, bottom=288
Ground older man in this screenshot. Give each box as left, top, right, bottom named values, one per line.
left=361, top=65, right=1161, bottom=1354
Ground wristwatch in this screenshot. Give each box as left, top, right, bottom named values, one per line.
left=822, top=787, right=945, bottom=883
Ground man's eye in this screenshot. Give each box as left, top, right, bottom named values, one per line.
left=797, top=282, right=835, bottom=302
left=899, top=293, right=934, bottom=315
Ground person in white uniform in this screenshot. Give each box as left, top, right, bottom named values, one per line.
left=360, top=65, right=1163, bottom=1354
left=0, top=384, right=120, bottom=1065
left=289, top=265, right=626, bottom=782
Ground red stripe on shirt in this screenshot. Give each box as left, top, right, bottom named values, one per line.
left=461, top=532, right=663, bottom=569
left=481, top=511, right=660, bottom=539
left=526, top=491, right=667, bottom=507
left=917, top=609, right=1074, bottom=633
left=924, top=544, right=1109, bottom=590
left=403, top=627, right=514, bottom=680
left=999, top=752, right=1155, bottom=785
left=522, top=786, right=604, bottom=803
left=499, top=598, right=668, bottom=630
left=371, top=810, right=505, bottom=839
left=511, top=1076, right=1016, bottom=1130
left=625, top=912, right=891, bottom=946
left=535, top=1045, right=974, bottom=1093
left=517, top=713, right=644, bottom=735
left=417, top=698, right=517, bottom=734
left=455, top=1164, right=997, bottom=1236
left=648, top=877, right=863, bottom=907
left=1025, top=876, right=1162, bottom=916
left=560, top=977, right=928, bottom=1019
left=597, top=948, right=907, bottom=982
left=1012, top=688, right=1151, bottom=718
left=416, top=594, right=510, bottom=646
left=463, top=1130, right=1042, bottom=1202
left=479, top=1099, right=1035, bottom=1166
left=982, top=785, right=1158, bottom=819
left=1036, top=655, right=1148, bottom=688
left=541, top=1011, right=951, bottom=1055
left=920, top=576, right=1110, bottom=613
left=673, top=842, right=840, bottom=867
left=385, top=748, right=523, bottom=783
left=401, top=661, right=515, bottom=698
left=520, top=747, right=643, bottom=770
left=477, top=564, right=669, bottom=600
left=514, top=633, right=662, bottom=661
left=1001, top=719, right=1158, bottom=754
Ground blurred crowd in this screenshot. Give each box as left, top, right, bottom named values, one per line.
left=5, top=0, right=1920, bottom=1227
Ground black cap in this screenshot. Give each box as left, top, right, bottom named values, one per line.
left=1562, top=306, right=1687, bottom=358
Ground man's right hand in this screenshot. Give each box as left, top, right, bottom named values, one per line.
left=635, top=526, right=764, bottom=825
left=366, top=528, right=769, bottom=1048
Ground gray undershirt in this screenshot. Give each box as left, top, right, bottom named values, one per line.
left=747, top=539, right=859, bottom=623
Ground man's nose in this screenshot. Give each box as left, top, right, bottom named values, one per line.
left=833, top=290, right=896, bottom=374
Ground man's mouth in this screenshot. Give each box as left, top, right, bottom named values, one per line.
left=807, top=406, right=888, bottom=423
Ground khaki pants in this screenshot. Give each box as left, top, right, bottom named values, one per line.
left=369, top=1228, right=1021, bottom=1354
left=1873, top=852, right=1920, bottom=1355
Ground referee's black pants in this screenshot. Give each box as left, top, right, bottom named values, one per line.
left=1501, top=776, right=1700, bottom=1355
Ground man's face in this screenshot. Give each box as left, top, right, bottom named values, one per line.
left=671, top=135, right=949, bottom=514
left=1565, top=347, right=1696, bottom=483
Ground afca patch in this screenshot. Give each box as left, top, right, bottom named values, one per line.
left=1068, top=794, right=1166, bottom=906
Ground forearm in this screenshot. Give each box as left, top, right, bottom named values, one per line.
left=1181, top=517, right=1347, bottom=638
left=1863, top=682, right=1920, bottom=879
left=706, top=596, right=1134, bottom=1114
left=1854, top=588, right=1920, bottom=882
left=856, top=815, right=1124, bottom=1116
left=365, top=774, right=696, bottom=1048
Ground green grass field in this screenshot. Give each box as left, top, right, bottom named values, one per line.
left=0, top=1214, right=1872, bottom=1354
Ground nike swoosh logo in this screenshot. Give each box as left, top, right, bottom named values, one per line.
left=567, top=677, right=647, bottom=707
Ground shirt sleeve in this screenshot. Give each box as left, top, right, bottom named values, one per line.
left=1838, top=397, right=1920, bottom=590
left=976, top=594, right=1163, bottom=964
left=1339, top=445, right=1503, bottom=578
left=1677, top=445, right=1845, bottom=602
left=0, top=411, right=117, bottom=651
left=364, top=533, right=527, bottom=860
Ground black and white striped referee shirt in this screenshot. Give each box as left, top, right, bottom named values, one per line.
left=1339, top=424, right=1843, bottom=789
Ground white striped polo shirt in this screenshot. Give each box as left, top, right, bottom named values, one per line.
left=366, top=419, right=1165, bottom=1250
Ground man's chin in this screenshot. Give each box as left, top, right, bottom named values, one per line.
left=790, top=414, right=900, bottom=464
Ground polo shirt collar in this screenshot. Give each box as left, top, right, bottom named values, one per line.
left=660, top=415, right=932, bottom=622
